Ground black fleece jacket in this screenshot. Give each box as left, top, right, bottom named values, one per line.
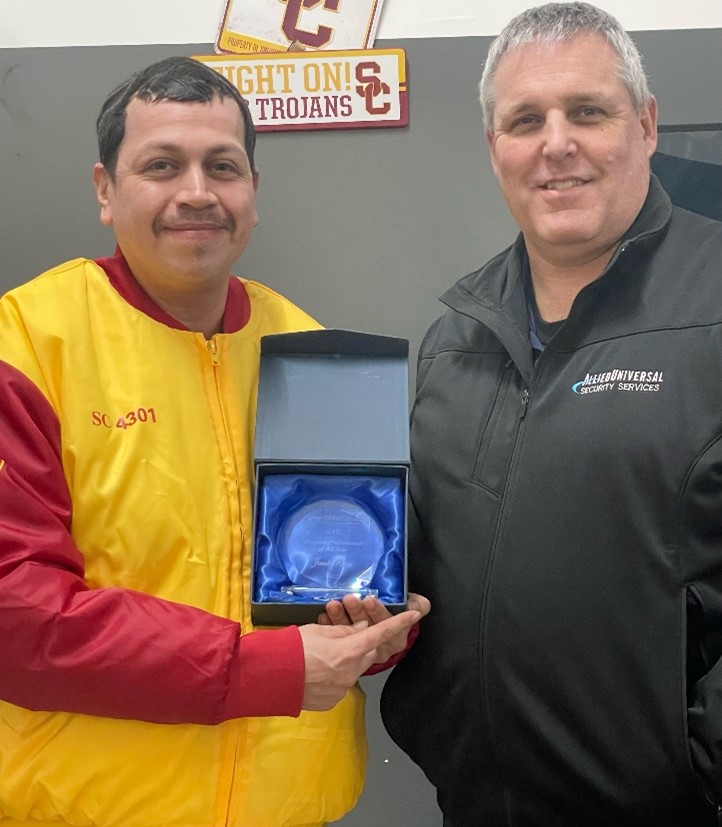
left=382, top=177, right=722, bottom=827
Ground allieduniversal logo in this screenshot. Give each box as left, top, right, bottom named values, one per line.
left=571, top=369, right=664, bottom=395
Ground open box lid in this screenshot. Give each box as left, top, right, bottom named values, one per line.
left=255, top=329, right=409, bottom=464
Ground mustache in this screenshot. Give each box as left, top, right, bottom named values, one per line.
left=154, top=212, right=235, bottom=233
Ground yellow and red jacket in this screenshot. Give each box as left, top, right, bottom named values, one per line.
left=0, top=252, right=366, bottom=827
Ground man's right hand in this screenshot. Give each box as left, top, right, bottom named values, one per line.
left=298, top=610, right=421, bottom=711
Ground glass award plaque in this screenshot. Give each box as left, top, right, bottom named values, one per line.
left=280, top=497, right=382, bottom=601
left=254, top=472, right=405, bottom=609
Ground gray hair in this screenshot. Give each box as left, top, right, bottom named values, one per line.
left=480, top=2, right=651, bottom=130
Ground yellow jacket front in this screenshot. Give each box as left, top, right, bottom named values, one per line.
left=0, top=253, right=366, bottom=827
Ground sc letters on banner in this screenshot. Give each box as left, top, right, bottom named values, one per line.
left=196, top=49, right=408, bottom=132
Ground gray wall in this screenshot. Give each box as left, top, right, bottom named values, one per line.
left=1, top=28, right=721, bottom=826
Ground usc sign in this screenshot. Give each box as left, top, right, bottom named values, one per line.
left=217, top=0, right=386, bottom=55
left=197, top=49, right=408, bottom=132
left=279, top=0, right=341, bottom=49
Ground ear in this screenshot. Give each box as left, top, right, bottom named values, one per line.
left=93, top=163, right=114, bottom=227
left=640, top=96, right=658, bottom=159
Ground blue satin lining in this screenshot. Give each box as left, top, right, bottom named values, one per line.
left=254, top=474, right=405, bottom=604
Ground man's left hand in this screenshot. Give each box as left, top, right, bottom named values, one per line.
left=318, top=593, right=430, bottom=664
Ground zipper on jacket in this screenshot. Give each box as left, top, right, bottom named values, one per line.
left=202, top=335, right=244, bottom=624
left=207, top=338, right=221, bottom=366
left=519, top=388, right=529, bottom=419
left=477, top=372, right=534, bottom=818
left=200, top=333, right=248, bottom=826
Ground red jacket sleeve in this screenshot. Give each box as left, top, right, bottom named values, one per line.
left=0, top=360, right=304, bottom=723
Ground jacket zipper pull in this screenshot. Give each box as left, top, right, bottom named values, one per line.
left=520, top=388, right=529, bottom=419
left=207, top=338, right=220, bottom=367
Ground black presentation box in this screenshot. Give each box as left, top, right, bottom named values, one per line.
left=251, top=329, right=409, bottom=626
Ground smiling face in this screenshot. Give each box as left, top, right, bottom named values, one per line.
left=487, top=32, right=658, bottom=270
left=93, top=95, right=258, bottom=296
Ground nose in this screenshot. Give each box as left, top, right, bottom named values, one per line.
left=541, top=112, right=577, bottom=161
left=175, top=165, right=219, bottom=209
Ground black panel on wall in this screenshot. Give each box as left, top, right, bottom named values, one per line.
left=653, top=127, right=722, bottom=221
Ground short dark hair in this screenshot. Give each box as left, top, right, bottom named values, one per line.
left=97, top=56, right=256, bottom=178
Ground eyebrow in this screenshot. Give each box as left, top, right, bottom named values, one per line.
left=205, top=144, right=247, bottom=156
left=137, top=142, right=246, bottom=156
left=501, top=92, right=613, bottom=119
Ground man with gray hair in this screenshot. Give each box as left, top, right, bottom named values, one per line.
left=382, top=3, right=722, bottom=825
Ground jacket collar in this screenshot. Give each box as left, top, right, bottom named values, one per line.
left=438, top=175, right=672, bottom=375
left=95, top=247, right=251, bottom=334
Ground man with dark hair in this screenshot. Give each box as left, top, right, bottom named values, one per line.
left=96, top=56, right=257, bottom=177
left=0, top=56, right=426, bottom=827
left=382, top=3, right=722, bottom=825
